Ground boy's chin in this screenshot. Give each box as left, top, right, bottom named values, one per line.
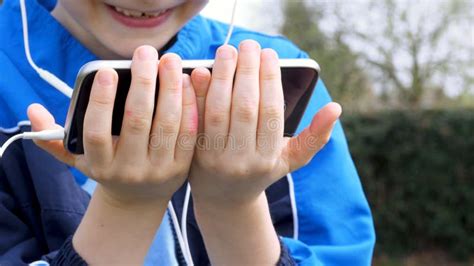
left=97, top=39, right=170, bottom=60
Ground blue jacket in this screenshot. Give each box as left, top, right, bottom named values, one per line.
left=0, top=0, right=376, bottom=265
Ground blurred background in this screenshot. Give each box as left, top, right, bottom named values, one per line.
left=203, top=0, right=474, bottom=265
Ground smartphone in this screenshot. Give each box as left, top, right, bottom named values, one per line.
left=64, top=59, right=320, bottom=154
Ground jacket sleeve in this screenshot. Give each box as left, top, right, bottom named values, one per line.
left=0, top=135, right=44, bottom=265
left=281, top=52, right=376, bottom=266
left=0, top=132, right=89, bottom=265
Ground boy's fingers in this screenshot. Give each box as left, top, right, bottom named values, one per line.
left=27, top=104, right=77, bottom=167
left=191, top=67, right=211, bottom=133
left=257, top=49, right=284, bottom=156
left=117, top=46, right=158, bottom=163
left=229, top=40, right=261, bottom=150
left=175, top=74, right=198, bottom=163
left=205, top=45, right=237, bottom=150
left=83, top=68, right=117, bottom=168
left=283, top=103, right=342, bottom=173
left=150, top=53, right=183, bottom=162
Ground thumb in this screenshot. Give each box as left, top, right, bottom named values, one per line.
left=27, top=103, right=77, bottom=166
left=283, top=102, right=342, bottom=172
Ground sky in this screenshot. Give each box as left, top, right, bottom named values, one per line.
left=200, top=1, right=281, bottom=34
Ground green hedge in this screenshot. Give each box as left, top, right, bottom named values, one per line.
left=343, top=109, right=474, bottom=259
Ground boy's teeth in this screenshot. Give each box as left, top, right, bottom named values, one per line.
left=114, top=6, right=166, bottom=18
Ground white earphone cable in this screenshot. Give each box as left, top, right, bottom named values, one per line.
left=168, top=202, right=194, bottom=266
left=20, top=0, right=74, bottom=98
left=181, top=183, right=192, bottom=262
left=223, top=0, right=238, bottom=46
left=0, top=0, right=70, bottom=158
left=0, top=129, right=64, bottom=158
left=0, top=133, right=24, bottom=158
left=178, top=2, right=239, bottom=264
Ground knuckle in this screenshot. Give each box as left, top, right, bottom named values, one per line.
left=158, top=115, right=180, bottom=134
left=163, top=80, right=182, bottom=95
left=235, top=108, right=257, bottom=123
left=206, top=105, right=228, bottom=126
left=212, top=71, right=233, bottom=83
left=207, top=112, right=227, bottom=127
left=235, top=100, right=258, bottom=122
left=89, top=94, right=114, bottom=109
left=238, top=64, right=258, bottom=76
left=124, top=109, right=150, bottom=133
left=262, top=105, right=282, bottom=118
left=134, top=74, right=156, bottom=87
left=84, top=129, right=108, bottom=146
left=229, top=163, right=250, bottom=178
left=261, top=70, right=280, bottom=81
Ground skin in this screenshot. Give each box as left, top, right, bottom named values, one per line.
left=52, top=0, right=209, bottom=59
left=27, top=0, right=342, bottom=264
left=190, top=43, right=341, bottom=265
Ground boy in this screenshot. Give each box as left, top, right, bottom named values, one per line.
left=0, top=0, right=375, bottom=265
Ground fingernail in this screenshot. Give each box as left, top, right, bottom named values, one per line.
left=137, top=46, right=157, bottom=61
left=218, top=46, right=235, bottom=60
left=262, top=49, right=278, bottom=61
left=97, top=70, right=114, bottom=86
left=239, top=40, right=260, bottom=52
left=162, top=54, right=181, bottom=70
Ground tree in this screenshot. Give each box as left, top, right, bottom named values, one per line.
left=331, top=0, right=473, bottom=108
left=280, top=1, right=375, bottom=112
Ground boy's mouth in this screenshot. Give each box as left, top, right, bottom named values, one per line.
left=112, top=5, right=170, bottom=18
left=106, top=4, right=173, bottom=28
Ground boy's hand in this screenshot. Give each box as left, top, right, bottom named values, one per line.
left=189, top=40, right=342, bottom=207
left=27, top=45, right=198, bottom=205
left=188, top=40, right=341, bottom=265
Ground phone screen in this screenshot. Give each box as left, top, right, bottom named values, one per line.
left=66, top=67, right=318, bottom=154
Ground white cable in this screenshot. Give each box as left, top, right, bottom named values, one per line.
left=168, top=202, right=194, bottom=266
left=179, top=2, right=237, bottom=262
left=1, top=1, right=70, bottom=158
left=20, top=0, right=73, bottom=98
left=0, top=129, right=64, bottom=158
left=22, top=129, right=65, bottom=140
left=286, top=174, right=299, bottom=240
left=181, top=183, right=193, bottom=262
left=223, top=0, right=238, bottom=46
left=0, top=134, right=24, bottom=158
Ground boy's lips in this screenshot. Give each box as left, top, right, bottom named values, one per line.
left=106, top=4, right=173, bottom=28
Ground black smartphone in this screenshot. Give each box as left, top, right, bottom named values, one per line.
left=64, top=59, right=320, bottom=154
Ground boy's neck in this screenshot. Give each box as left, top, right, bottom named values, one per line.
left=51, top=4, right=123, bottom=59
